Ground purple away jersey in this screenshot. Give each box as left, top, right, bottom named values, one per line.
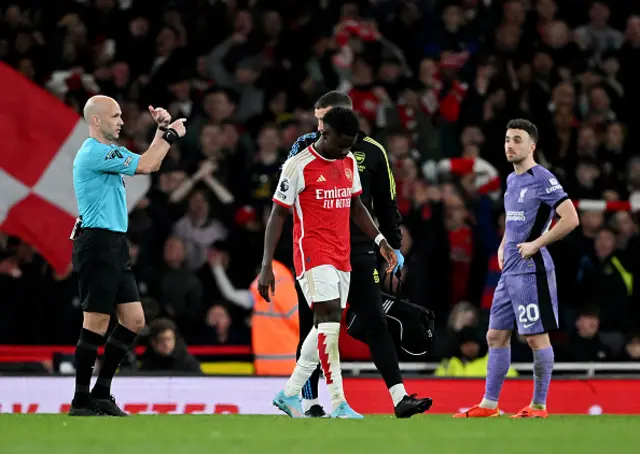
left=502, top=165, right=568, bottom=275
left=490, top=165, right=568, bottom=335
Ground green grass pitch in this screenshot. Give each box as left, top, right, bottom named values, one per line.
left=0, top=415, right=637, bottom=454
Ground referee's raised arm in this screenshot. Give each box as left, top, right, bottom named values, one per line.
left=68, top=95, right=186, bottom=417
left=135, top=110, right=186, bottom=174
left=81, top=96, right=186, bottom=175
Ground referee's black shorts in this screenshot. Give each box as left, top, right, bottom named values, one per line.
left=72, top=228, right=140, bottom=315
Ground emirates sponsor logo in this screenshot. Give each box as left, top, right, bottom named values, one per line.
left=315, top=187, right=352, bottom=199
left=316, top=187, right=352, bottom=209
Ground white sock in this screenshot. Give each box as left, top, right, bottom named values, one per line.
left=284, top=328, right=319, bottom=397
left=317, top=322, right=345, bottom=411
left=302, top=398, right=320, bottom=413
left=389, top=384, right=408, bottom=406
left=530, top=401, right=546, bottom=410
left=479, top=398, right=498, bottom=409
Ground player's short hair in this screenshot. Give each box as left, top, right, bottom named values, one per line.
left=322, top=106, right=360, bottom=138
left=506, top=119, right=539, bottom=143
left=314, top=91, right=353, bottom=110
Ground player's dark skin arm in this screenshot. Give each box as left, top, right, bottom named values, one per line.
left=257, top=204, right=290, bottom=301
left=351, top=195, right=398, bottom=272
left=257, top=203, right=341, bottom=325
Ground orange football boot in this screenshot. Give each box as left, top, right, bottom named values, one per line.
left=510, top=406, right=549, bottom=418
left=453, top=405, right=500, bottom=418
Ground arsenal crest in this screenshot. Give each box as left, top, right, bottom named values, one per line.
left=345, top=168, right=353, bottom=182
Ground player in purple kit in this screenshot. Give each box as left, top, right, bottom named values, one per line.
left=454, top=119, right=579, bottom=419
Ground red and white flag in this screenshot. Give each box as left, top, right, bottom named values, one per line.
left=0, top=63, right=150, bottom=274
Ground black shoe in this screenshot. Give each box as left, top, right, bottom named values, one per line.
left=305, top=404, right=328, bottom=418
left=91, top=395, right=128, bottom=416
left=68, top=403, right=106, bottom=417
left=394, top=394, right=433, bottom=418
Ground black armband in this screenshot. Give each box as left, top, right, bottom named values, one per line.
left=161, top=128, right=179, bottom=145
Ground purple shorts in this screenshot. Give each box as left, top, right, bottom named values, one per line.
left=489, top=269, right=559, bottom=336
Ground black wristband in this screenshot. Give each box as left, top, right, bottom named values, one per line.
left=161, top=128, right=179, bottom=145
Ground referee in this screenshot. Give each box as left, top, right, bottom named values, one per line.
left=287, top=91, right=432, bottom=418
left=69, top=95, right=185, bottom=416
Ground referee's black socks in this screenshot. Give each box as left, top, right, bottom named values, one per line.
left=91, top=324, right=138, bottom=399
left=72, top=328, right=105, bottom=407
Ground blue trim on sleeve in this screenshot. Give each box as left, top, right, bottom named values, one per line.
left=286, top=132, right=319, bottom=161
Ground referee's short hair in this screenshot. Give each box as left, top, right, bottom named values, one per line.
left=506, top=118, right=539, bottom=143
left=315, top=91, right=353, bottom=110
left=323, top=106, right=360, bottom=138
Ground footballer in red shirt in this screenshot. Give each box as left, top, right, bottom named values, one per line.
left=258, top=107, right=397, bottom=418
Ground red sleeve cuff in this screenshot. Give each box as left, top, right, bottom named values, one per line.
left=272, top=198, right=292, bottom=209
left=352, top=189, right=363, bottom=197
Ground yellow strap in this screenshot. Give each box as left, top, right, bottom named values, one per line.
left=610, top=256, right=633, bottom=296
left=363, top=136, right=396, bottom=199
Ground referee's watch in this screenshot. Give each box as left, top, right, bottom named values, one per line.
left=159, top=126, right=179, bottom=145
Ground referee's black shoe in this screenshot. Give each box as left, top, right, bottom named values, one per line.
left=91, top=395, right=128, bottom=417
left=394, top=395, right=433, bottom=418
left=305, top=404, right=328, bottom=418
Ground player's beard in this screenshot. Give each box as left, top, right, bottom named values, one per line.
left=507, top=154, right=526, bottom=164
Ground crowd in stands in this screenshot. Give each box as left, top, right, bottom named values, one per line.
left=1, top=0, right=640, bottom=370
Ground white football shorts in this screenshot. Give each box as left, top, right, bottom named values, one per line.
left=297, top=265, right=350, bottom=309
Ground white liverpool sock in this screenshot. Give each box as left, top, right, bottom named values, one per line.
left=389, top=384, right=408, bottom=406
left=480, top=398, right=498, bottom=409
left=317, top=322, right=345, bottom=411
left=284, top=328, right=319, bottom=397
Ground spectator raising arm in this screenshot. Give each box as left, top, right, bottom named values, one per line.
left=169, top=160, right=217, bottom=203
left=170, top=160, right=234, bottom=205
left=201, top=173, right=235, bottom=205
left=208, top=250, right=254, bottom=310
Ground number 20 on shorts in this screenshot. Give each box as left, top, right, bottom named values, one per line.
left=517, top=304, right=540, bottom=324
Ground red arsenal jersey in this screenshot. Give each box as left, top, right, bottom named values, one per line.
left=273, top=146, right=363, bottom=278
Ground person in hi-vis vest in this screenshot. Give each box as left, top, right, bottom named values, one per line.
left=250, top=260, right=299, bottom=375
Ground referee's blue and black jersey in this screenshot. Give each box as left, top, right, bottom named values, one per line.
left=73, top=138, right=140, bottom=232
left=286, top=131, right=402, bottom=255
